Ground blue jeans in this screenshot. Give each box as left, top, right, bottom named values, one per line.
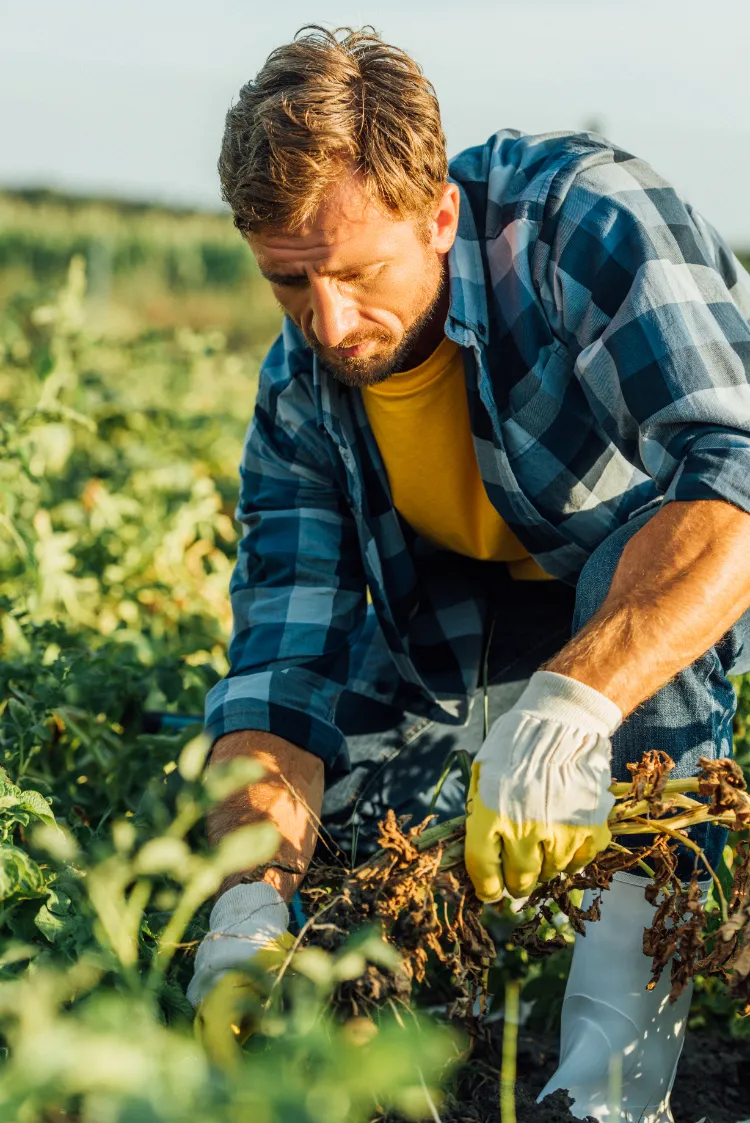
left=320, top=505, right=750, bottom=873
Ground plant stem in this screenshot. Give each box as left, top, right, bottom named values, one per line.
left=267, top=894, right=343, bottom=1000
left=500, top=979, right=519, bottom=1123
left=607, top=842, right=656, bottom=879
left=418, top=1069, right=443, bottom=1123
left=612, top=808, right=725, bottom=835
left=438, top=839, right=466, bottom=870
left=151, top=873, right=218, bottom=978
left=608, top=778, right=701, bottom=797
left=415, top=816, right=466, bottom=852
left=627, top=817, right=729, bottom=922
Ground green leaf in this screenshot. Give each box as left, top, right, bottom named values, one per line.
left=19, top=788, right=56, bottom=825
left=0, top=845, right=49, bottom=901
left=293, top=946, right=333, bottom=986
left=46, top=888, right=72, bottom=915
left=212, top=822, right=280, bottom=880
left=29, top=821, right=79, bottom=862
left=177, top=734, right=211, bottom=781
left=134, top=837, right=192, bottom=877
left=0, top=940, right=37, bottom=971
left=34, top=902, right=71, bottom=943
left=202, top=756, right=264, bottom=802
left=332, top=949, right=367, bottom=982
left=0, top=769, right=21, bottom=800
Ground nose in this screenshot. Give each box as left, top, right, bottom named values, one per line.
left=309, top=278, right=358, bottom=349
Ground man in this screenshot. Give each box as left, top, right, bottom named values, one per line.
left=187, top=25, right=750, bottom=1122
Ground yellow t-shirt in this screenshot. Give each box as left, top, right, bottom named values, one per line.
left=361, top=335, right=552, bottom=581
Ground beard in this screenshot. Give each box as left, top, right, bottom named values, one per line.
left=302, top=257, right=447, bottom=388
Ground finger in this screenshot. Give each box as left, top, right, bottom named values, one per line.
left=564, top=838, right=600, bottom=875
left=465, top=764, right=505, bottom=902
left=464, top=819, right=505, bottom=902
left=540, top=831, right=586, bottom=882
left=502, top=839, right=544, bottom=899
left=564, top=825, right=611, bottom=875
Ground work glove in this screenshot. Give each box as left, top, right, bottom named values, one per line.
left=188, top=882, right=294, bottom=1065
left=465, top=670, right=622, bottom=902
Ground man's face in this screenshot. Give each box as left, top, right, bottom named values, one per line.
left=248, top=175, right=459, bottom=386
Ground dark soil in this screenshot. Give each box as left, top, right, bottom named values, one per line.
left=673, top=1029, right=750, bottom=1123
left=380, top=1022, right=750, bottom=1123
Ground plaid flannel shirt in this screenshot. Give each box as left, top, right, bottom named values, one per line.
left=205, top=129, right=750, bottom=772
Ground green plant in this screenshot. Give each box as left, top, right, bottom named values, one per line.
left=0, top=257, right=461, bottom=1121
left=0, top=733, right=458, bottom=1122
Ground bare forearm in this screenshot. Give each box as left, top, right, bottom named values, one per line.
left=206, top=729, right=324, bottom=902
left=545, top=499, right=750, bottom=717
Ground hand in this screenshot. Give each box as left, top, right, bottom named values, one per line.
left=188, top=882, right=294, bottom=1065
left=464, top=671, right=622, bottom=902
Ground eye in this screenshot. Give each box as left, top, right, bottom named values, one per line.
left=272, top=276, right=308, bottom=290
left=338, top=266, right=382, bottom=287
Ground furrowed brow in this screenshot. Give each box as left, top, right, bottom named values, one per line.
left=259, top=262, right=382, bottom=284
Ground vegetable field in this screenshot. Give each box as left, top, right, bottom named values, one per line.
left=1, top=190, right=750, bottom=1123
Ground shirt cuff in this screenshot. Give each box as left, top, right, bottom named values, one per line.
left=664, top=434, right=750, bottom=516
left=204, top=672, right=349, bottom=774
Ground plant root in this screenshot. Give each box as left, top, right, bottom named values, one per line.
left=302, top=810, right=494, bottom=1020
left=302, top=752, right=750, bottom=1013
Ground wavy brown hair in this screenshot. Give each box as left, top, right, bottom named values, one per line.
left=218, top=25, right=448, bottom=234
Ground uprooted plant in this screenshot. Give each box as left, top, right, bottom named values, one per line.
left=297, top=752, right=750, bottom=1019
left=513, top=751, right=750, bottom=1011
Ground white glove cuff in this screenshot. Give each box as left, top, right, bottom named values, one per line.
left=208, top=881, right=288, bottom=934
left=516, top=671, right=622, bottom=737
left=187, top=883, right=290, bottom=1009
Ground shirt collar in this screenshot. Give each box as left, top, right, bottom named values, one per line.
left=444, top=177, right=490, bottom=347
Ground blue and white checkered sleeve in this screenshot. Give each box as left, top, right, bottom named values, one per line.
left=540, top=151, right=750, bottom=514
left=204, top=325, right=367, bottom=771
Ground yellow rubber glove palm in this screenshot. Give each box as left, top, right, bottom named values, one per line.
left=465, top=671, right=622, bottom=901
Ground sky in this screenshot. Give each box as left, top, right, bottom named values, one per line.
left=2, top=0, right=750, bottom=245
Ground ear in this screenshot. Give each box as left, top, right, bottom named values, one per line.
left=429, top=182, right=460, bottom=254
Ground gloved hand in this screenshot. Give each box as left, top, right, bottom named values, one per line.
left=188, top=882, right=294, bottom=1065
left=465, top=670, right=622, bottom=902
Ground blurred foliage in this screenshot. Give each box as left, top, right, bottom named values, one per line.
left=0, top=253, right=260, bottom=663
left=0, top=188, right=280, bottom=347
left=730, top=674, right=750, bottom=776
left=0, top=235, right=459, bottom=1119
left=0, top=188, right=255, bottom=290
left=0, top=723, right=457, bottom=1122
